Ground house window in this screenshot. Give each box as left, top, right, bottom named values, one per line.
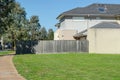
left=98, top=7, right=106, bottom=13
left=72, top=17, right=85, bottom=20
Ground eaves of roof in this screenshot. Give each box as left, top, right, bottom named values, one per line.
left=57, top=14, right=115, bottom=20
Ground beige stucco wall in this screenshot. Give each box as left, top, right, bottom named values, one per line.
left=54, top=29, right=77, bottom=40
left=55, top=18, right=117, bottom=40
left=87, top=28, right=120, bottom=54
left=54, top=29, right=60, bottom=40
left=117, top=20, right=120, bottom=24
left=59, top=19, right=117, bottom=32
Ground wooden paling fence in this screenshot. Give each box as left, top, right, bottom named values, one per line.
left=16, top=40, right=88, bottom=54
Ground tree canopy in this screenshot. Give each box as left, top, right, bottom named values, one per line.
left=48, top=29, right=54, bottom=40
left=0, top=0, right=54, bottom=50
left=0, top=0, right=15, bottom=34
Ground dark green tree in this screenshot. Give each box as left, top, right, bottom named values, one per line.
left=29, top=15, right=41, bottom=40
left=40, top=27, right=47, bottom=40
left=0, top=0, right=15, bottom=34
left=47, top=29, right=54, bottom=40
left=2, top=2, right=27, bottom=50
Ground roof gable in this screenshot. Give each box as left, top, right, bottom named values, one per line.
left=91, top=22, right=120, bottom=29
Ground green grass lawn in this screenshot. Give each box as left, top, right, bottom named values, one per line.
left=0, top=51, right=14, bottom=55
left=13, top=53, right=120, bottom=80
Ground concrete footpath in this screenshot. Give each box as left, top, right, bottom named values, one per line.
left=0, top=55, right=26, bottom=80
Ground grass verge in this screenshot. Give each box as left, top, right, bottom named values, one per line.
left=0, top=51, right=14, bottom=55
left=13, top=53, right=120, bottom=80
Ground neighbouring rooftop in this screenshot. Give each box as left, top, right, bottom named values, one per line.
left=91, top=22, right=120, bottom=28
left=57, top=3, right=120, bottom=19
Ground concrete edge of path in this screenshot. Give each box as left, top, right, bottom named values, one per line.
left=12, top=55, right=26, bottom=80
left=0, top=53, right=26, bottom=80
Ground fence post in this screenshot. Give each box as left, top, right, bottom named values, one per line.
left=76, top=40, right=79, bottom=52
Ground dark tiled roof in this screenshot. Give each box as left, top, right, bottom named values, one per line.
left=57, top=3, right=120, bottom=19
left=91, top=22, right=120, bottom=28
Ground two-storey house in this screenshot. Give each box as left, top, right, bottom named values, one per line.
left=54, top=3, right=120, bottom=40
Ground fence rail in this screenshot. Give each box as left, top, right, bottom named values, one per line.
left=16, top=40, right=88, bottom=54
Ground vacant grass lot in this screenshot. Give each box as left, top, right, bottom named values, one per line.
left=13, top=53, right=120, bottom=80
